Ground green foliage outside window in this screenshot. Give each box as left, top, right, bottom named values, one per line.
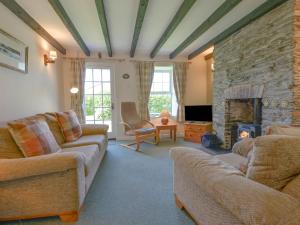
left=149, top=94, right=171, bottom=117
left=85, top=95, right=112, bottom=120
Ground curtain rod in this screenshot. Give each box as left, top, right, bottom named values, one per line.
left=62, top=56, right=191, bottom=64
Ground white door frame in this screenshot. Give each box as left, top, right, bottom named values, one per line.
left=85, top=62, right=117, bottom=139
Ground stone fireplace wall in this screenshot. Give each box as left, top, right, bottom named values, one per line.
left=213, top=0, right=295, bottom=147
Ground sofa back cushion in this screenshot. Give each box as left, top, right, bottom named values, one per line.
left=55, top=110, right=82, bottom=142
left=282, top=174, right=300, bottom=200
left=38, top=113, right=65, bottom=145
left=246, top=135, right=300, bottom=190
left=8, top=118, right=61, bottom=157
left=266, top=125, right=300, bottom=136
left=0, top=126, right=24, bottom=159
left=232, top=138, right=253, bottom=157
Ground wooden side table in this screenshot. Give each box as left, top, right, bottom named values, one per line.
left=155, top=122, right=177, bottom=144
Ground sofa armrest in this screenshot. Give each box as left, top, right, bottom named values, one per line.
left=81, top=124, right=109, bottom=136
left=170, top=147, right=300, bottom=225
left=0, top=152, right=85, bottom=182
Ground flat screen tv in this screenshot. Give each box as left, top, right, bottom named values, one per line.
left=185, top=105, right=212, bottom=122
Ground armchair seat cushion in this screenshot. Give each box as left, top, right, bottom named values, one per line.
left=135, top=127, right=156, bottom=135
left=61, top=134, right=106, bottom=151
left=62, top=145, right=100, bottom=177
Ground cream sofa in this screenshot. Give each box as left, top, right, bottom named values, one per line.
left=170, top=131, right=300, bottom=225
left=0, top=114, right=108, bottom=222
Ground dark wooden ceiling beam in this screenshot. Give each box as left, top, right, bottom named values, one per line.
left=0, top=0, right=66, bottom=55
left=95, top=0, right=112, bottom=57
left=150, top=0, right=197, bottom=58
left=48, top=0, right=90, bottom=56
left=169, top=0, right=241, bottom=59
left=188, top=0, right=289, bottom=60
left=130, top=0, right=149, bottom=58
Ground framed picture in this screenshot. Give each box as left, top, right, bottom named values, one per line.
left=0, top=28, right=28, bottom=73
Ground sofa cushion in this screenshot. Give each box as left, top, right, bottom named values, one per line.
left=282, top=175, right=300, bottom=200
left=8, top=118, right=61, bottom=157
left=61, top=134, right=106, bottom=151
left=38, top=113, right=65, bottom=145
left=215, top=153, right=248, bottom=174
left=62, top=145, right=100, bottom=176
left=231, top=138, right=253, bottom=157
left=246, top=135, right=300, bottom=190
left=0, top=126, right=24, bottom=159
left=55, top=110, right=82, bottom=142
left=266, top=125, right=300, bottom=136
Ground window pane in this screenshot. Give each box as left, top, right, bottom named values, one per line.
left=94, top=108, right=103, bottom=121
left=95, top=107, right=112, bottom=121
left=163, top=73, right=170, bottom=83
left=102, top=82, right=111, bottom=94
left=103, top=95, right=111, bottom=107
left=94, top=69, right=101, bottom=81
left=102, top=108, right=112, bottom=121
left=153, top=73, right=161, bottom=82
left=85, top=82, right=93, bottom=94
left=85, top=69, right=93, bottom=81
left=162, top=82, right=170, bottom=92
left=94, top=95, right=102, bottom=107
left=149, top=94, right=171, bottom=116
left=85, top=95, right=94, bottom=116
left=152, top=83, right=161, bottom=92
left=102, top=69, right=110, bottom=81
left=94, top=82, right=102, bottom=94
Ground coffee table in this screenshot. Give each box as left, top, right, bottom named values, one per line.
left=155, top=122, right=177, bottom=144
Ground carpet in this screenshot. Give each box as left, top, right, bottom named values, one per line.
left=2, top=139, right=224, bottom=225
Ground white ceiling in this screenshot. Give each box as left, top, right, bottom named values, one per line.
left=15, top=0, right=267, bottom=59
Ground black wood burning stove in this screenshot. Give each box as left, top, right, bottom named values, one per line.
left=237, top=123, right=261, bottom=141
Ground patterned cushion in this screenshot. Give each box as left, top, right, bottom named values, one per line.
left=246, top=135, right=300, bottom=190
left=0, top=126, right=24, bottom=159
left=7, top=118, right=61, bottom=157
left=55, top=111, right=82, bottom=142
left=38, top=113, right=65, bottom=145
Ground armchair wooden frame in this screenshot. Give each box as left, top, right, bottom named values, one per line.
left=120, top=120, right=157, bottom=151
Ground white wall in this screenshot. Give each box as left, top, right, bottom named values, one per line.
left=0, top=4, right=64, bottom=121
left=185, top=54, right=208, bottom=105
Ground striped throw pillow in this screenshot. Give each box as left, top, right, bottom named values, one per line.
left=55, top=111, right=82, bottom=142
left=8, top=118, right=61, bottom=157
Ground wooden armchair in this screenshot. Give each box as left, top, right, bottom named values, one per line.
left=120, top=102, right=157, bottom=151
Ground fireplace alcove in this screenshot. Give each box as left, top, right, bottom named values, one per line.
left=223, top=85, right=264, bottom=149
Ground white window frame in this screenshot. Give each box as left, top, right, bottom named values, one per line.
left=149, top=66, right=177, bottom=118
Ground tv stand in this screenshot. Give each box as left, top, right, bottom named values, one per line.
left=184, top=122, right=212, bottom=143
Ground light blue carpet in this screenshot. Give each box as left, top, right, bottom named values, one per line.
left=2, top=139, right=220, bottom=225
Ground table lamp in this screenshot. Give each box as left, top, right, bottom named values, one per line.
left=160, top=109, right=171, bottom=125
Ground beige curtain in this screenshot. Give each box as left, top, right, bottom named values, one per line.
left=173, top=62, right=187, bottom=122
left=70, top=58, right=86, bottom=123
left=136, top=61, right=154, bottom=120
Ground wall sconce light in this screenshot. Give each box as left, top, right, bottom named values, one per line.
left=70, top=87, right=79, bottom=94
left=44, top=51, right=57, bottom=66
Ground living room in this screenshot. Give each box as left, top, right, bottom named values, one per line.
left=1, top=0, right=300, bottom=225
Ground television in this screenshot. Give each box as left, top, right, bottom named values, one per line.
left=185, top=105, right=212, bottom=122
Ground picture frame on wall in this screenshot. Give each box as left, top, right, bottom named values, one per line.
left=0, top=28, right=28, bottom=74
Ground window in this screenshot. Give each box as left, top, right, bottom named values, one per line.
left=149, top=66, right=177, bottom=117
left=84, top=67, right=112, bottom=132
